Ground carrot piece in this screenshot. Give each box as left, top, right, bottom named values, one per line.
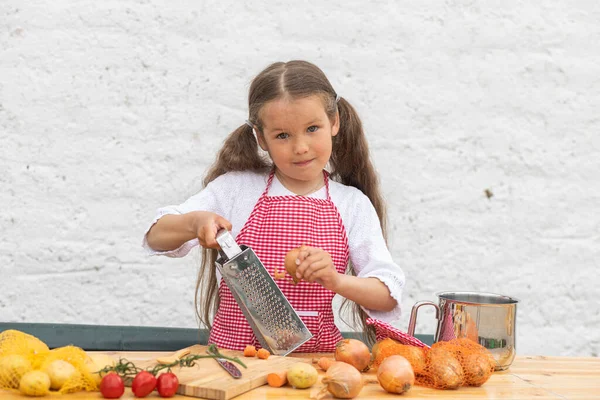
left=317, top=357, right=334, bottom=371
left=257, top=348, right=270, bottom=359
left=243, top=345, right=257, bottom=357
left=267, top=371, right=287, bottom=387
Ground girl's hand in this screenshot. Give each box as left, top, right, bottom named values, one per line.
left=295, top=246, right=340, bottom=291
left=191, top=211, right=232, bottom=249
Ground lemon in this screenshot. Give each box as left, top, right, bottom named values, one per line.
left=19, top=370, right=51, bottom=396
left=0, top=354, right=33, bottom=389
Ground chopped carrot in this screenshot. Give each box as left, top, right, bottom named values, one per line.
left=317, top=357, right=334, bottom=371
left=243, top=345, right=257, bottom=357
left=257, top=348, right=270, bottom=359
left=266, top=371, right=287, bottom=387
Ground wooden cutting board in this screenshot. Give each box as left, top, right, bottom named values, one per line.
left=134, top=345, right=310, bottom=400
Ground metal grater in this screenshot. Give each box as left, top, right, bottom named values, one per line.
left=215, top=229, right=313, bottom=356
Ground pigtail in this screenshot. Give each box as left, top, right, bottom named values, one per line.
left=331, top=98, right=387, bottom=238
left=331, top=97, right=388, bottom=346
left=195, top=124, right=270, bottom=332
left=203, top=124, right=270, bottom=186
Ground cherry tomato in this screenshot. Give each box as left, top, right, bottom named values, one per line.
left=156, top=372, right=179, bottom=398
left=100, top=373, right=125, bottom=399
left=131, top=371, right=157, bottom=398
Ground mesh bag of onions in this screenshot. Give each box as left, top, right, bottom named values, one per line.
left=372, top=337, right=496, bottom=389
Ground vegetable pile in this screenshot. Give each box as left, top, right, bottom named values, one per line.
left=265, top=336, right=497, bottom=397
left=371, top=337, right=496, bottom=390
left=0, top=330, right=246, bottom=398
left=94, top=344, right=246, bottom=399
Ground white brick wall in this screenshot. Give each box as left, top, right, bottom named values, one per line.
left=1, top=1, right=598, bottom=357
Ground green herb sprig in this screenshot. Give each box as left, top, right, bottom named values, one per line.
left=151, top=344, right=247, bottom=375
left=95, top=344, right=247, bottom=378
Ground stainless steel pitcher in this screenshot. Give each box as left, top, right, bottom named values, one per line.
left=408, top=291, right=519, bottom=371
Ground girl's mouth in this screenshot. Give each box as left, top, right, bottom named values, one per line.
left=294, top=159, right=314, bottom=167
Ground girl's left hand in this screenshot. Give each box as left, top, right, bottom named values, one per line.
left=295, top=245, right=340, bottom=291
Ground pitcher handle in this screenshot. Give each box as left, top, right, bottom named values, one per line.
left=407, top=301, right=440, bottom=337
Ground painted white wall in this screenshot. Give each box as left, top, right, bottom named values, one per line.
left=1, top=1, right=598, bottom=357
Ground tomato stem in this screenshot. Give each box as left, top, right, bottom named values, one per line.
left=96, top=344, right=247, bottom=378
left=150, top=344, right=247, bottom=375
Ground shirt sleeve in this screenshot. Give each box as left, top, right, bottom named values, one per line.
left=345, top=191, right=405, bottom=323
left=141, top=174, right=232, bottom=258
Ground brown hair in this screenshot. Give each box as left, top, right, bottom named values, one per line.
left=195, top=60, right=386, bottom=345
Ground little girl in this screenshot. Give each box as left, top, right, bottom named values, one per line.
left=144, top=60, right=405, bottom=352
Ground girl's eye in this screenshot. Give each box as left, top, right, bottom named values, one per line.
left=276, top=132, right=289, bottom=139
left=307, top=125, right=318, bottom=133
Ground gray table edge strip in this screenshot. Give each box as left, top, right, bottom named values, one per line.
left=0, top=322, right=434, bottom=351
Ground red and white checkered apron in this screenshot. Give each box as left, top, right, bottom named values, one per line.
left=209, top=170, right=349, bottom=352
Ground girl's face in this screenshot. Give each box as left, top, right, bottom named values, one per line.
left=257, top=95, right=339, bottom=194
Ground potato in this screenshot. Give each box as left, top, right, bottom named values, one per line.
left=46, top=360, right=78, bottom=390
left=287, top=362, right=318, bottom=389
left=0, top=330, right=49, bottom=357
left=0, top=355, right=33, bottom=389
left=19, top=370, right=51, bottom=396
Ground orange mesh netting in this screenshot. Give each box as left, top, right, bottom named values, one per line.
left=0, top=329, right=113, bottom=396
left=372, top=337, right=495, bottom=390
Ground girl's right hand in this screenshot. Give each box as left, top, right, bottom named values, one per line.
left=191, top=211, right=232, bottom=249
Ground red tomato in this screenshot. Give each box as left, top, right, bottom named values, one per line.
left=100, top=373, right=125, bottom=399
left=132, top=371, right=157, bottom=398
left=156, top=372, right=179, bottom=398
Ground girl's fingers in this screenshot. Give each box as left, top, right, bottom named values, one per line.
left=302, top=261, right=329, bottom=281
left=200, top=224, right=219, bottom=248
left=199, top=216, right=232, bottom=249
left=297, top=246, right=312, bottom=263
left=215, top=216, right=233, bottom=231
left=296, top=254, right=329, bottom=279
left=295, top=253, right=317, bottom=276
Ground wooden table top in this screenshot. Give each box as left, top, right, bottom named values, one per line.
left=2, top=351, right=599, bottom=399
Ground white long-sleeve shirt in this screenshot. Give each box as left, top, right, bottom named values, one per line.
left=143, top=170, right=405, bottom=322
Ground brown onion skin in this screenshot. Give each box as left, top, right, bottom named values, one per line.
left=427, top=348, right=464, bottom=389
left=321, top=362, right=364, bottom=399
left=334, top=339, right=371, bottom=372
left=284, top=247, right=301, bottom=283
left=377, top=355, right=415, bottom=394
left=463, top=352, right=494, bottom=386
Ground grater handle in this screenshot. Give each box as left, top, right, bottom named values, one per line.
left=216, top=229, right=243, bottom=261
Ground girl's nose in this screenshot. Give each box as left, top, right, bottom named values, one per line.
left=293, top=138, right=309, bottom=154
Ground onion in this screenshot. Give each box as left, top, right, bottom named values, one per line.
left=313, top=361, right=364, bottom=399
left=427, top=347, right=464, bottom=389
left=284, top=247, right=301, bottom=284
left=371, top=340, right=426, bottom=374
left=376, top=355, right=414, bottom=394
left=404, top=345, right=427, bottom=374
left=334, top=339, right=371, bottom=372
left=463, top=352, right=495, bottom=386
left=370, top=338, right=398, bottom=363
